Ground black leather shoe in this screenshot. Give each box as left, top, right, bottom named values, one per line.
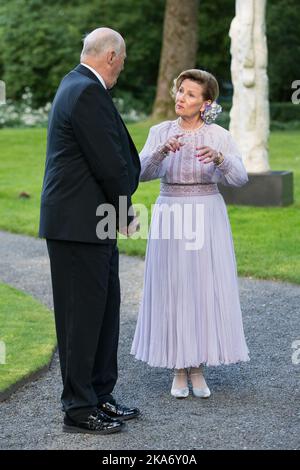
left=98, top=401, right=141, bottom=421
left=63, top=409, right=125, bottom=435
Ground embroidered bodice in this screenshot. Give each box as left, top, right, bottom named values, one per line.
left=139, top=120, right=248, bottom=188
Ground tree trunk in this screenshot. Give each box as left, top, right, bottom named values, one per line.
left=152, top=0, right=199, bottom=119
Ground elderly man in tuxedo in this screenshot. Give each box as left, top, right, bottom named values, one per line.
left=39, top=27, right=141, bottom=435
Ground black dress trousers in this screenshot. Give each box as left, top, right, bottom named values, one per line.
left=47, top=239, right=120, bottom=420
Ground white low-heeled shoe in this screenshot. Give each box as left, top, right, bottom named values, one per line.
left=171, top=372, right=189, bottom=399
left=189, top=370, right=211, bottom=398
left=192, top=386, right=211, bottom=398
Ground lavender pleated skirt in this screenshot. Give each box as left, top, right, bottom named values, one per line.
left=130, top=188, right=250, bottom=369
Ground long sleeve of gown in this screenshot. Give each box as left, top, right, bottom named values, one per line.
left=139, top=127, right=167, bottom=182
left=213, top=133, right=248, bottom=187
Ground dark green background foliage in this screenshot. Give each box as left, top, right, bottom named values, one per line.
left=0, top=0, right=299, bottom=109
left=0, top=0, right=165, bottom=109
left=267, top=0, right=300, bottom=101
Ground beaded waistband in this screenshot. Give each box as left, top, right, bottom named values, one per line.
left=160, top=182, right=219, bottom=197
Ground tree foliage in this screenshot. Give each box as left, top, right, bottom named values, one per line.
left=0, top=0, right=298, bottom=109
left=0, top=0, right=164, bottom=108
left=0, top=0, right=83, bottom=106
left=267, top=0, right=300, bottom=101
left=197, top=0, right=235, bottom=87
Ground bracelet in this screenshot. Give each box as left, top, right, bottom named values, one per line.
left=156, top=144, right=169, bottom=158
left=213, top=151, right=224, bottom=166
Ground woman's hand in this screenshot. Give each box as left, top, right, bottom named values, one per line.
left=161, top=134, right=184, bottom=154
left=195, top=146, right=224, bottom=165
left=119, top=215, right=140, bottom=238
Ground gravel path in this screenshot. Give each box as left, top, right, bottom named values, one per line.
left=0, top=230, right=299, bottom=450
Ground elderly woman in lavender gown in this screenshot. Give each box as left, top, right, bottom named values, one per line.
left=131, top=69, right=249, bottom=399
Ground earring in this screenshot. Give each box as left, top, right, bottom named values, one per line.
left=201, top=102, right=222, bottom=124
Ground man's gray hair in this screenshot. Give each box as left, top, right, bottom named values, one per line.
left=80, top=27, right=124, bottom=60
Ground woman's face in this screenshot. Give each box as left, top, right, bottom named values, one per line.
left=175, top=79, right=211, bottom=119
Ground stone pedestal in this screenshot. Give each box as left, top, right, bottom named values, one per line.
left=219, top=171, right=294, bottom=206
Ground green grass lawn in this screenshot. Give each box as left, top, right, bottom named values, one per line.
left=0, top=123, right=299, bottom=283
left=0, top=282, right=56, bottom=393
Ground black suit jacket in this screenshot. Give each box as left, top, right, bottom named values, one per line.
left=39, top=64, right=141, bottom=244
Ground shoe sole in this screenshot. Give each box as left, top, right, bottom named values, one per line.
left=62, top=423, right=125, bottom=435
left=171, top=392, right=189, bottom=399
left=171, top=388, right=189, bottom=399
left=98, top=410, right=141, bottom=421
left=115, top=412, right=141, bottom=421
left=192, top=391, right=211, bottom=398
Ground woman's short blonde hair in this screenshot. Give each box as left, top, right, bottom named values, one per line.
left=171, top=69, right=219, bottom=102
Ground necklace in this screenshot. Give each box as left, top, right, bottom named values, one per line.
left=177, top=117, right=205, bottom=133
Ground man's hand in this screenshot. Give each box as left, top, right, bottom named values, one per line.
left=127, top=215, right=140, bottom=237
left=119, top=214, right=140, bottom=238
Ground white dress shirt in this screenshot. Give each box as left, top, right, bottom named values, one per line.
left=80, top=63, right=107, bottom=89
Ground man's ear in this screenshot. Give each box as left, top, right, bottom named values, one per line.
left=201, top=99, right=212, bottom=112
left=107, top=50, right=116, bottom=65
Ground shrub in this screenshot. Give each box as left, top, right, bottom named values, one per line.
left=0, top=88, right=50, bottom=128
left=0, top=87, right=145, bottom=128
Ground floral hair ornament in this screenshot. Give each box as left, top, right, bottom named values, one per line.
left=201, top=101, right=222, bottom=124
